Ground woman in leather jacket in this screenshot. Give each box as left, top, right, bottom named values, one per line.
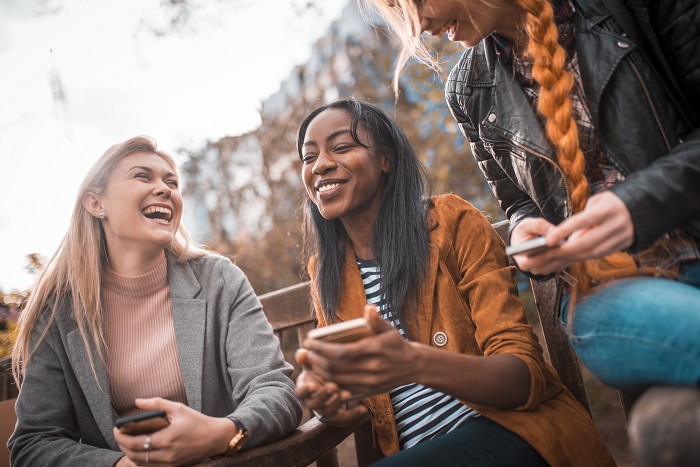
left=359, top=0, right=700, bottom=462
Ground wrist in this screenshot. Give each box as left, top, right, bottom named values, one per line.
left=222, top=418, right=248, bottom=456
left=211, top=417, right=239, bottom=457
left=408, top=341, right=429, bottom=386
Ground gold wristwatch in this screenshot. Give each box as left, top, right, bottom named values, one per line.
left=225, top=419, right=248, bottom=456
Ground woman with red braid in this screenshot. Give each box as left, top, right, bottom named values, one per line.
left=359, top=0, right=700, bottom=463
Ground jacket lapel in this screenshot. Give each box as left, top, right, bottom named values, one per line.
left=336, top=243, right=368, bottom=322
left=574, top=9, right=634, bottom=124
left=66, top=329, right=119, bottom=449
left=167, top=254, right=206, bottom=412
left=414, top=243, right=440, bottom=345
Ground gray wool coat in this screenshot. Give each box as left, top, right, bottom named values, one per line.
left=9, top=252, right=302, bottom=467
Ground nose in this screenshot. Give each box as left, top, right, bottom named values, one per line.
left=312, top=150, right=336, bottom=175
left=154, top=180, right=171, bottom=198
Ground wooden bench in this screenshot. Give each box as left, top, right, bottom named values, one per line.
left=198, top=281, right=384, bottom=467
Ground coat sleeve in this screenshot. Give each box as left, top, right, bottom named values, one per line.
left=613, top=0, right=700, bottom=250
left=8, top=313, right=124, bottom=467
left=442, top=196, right=556, bottom=410
left=217, top=261, right=303, bottom=448
left=610, top=127, right=700, bottom=250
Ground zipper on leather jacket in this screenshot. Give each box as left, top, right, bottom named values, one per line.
left=493, top=140, right=573, bottom=217
left=624, top=56, right=672, bottom=152
left=600, top=25, right=674, bottom=153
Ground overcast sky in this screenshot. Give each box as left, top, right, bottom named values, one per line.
left=0, top=0, right=348, bottom=292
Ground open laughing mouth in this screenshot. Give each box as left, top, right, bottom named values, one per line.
left=315, top=179, right=346, bottom=197
left=141, top=206, right=172, bottom=224
left=318, top=183, right=341, bottom=193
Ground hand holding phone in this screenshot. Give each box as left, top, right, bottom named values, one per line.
left=505, top=236, right=551, bottom=257
left=115, top=410, right=170, bottom=436
left=307, top=317, right=374, bottom=343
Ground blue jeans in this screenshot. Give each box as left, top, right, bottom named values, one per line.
left=561, top=261, right=700, bottom=391
left=370, top=416, right=547, bottom=467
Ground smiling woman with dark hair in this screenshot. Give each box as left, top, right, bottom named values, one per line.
left=9, top=136, right=302, bottom=467
left=293, top=98, right=614, bottom=466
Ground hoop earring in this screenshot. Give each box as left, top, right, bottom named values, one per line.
left=99, top=212, right=106, bottom=220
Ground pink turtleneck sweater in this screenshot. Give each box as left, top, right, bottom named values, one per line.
left=103, top=259, right=188, bottom=416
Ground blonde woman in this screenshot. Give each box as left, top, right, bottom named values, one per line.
left=9, top=136, right=302, bottom=466
left=360, top=0, right=700, bottom=462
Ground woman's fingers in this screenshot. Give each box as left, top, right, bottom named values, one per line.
left=513, top=192, right=635, bottom=274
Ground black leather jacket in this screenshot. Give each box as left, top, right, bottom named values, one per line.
left=445, top=0, right=700, bottom=252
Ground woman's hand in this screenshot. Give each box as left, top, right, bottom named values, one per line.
left=113, top=398, right=237, bottom=466
left=300, top=305, right=420, bottom=398
left=115, top=456, right=139, bottom=467
left=295, top=352, right=368, bottom=426
left=511, top=191, right=634, bottom=275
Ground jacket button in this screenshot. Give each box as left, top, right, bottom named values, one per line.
left=488, top=113, right=497, bottom=123
left=617, top=41, right=629, bottom=48
left=433, top=332, right=448, bottom=347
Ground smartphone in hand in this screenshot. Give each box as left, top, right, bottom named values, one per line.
left=307, top=317, right=374, bottom=343
left=505, top=236, right=551, bottom=257
left=115, top=410, right=170, bottom=435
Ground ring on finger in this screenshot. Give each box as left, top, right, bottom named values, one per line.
left=146, top=449, right=150, bottom=465
left=143, top=434, right=152, bottom=451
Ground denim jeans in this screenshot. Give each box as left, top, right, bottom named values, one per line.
left=561, top=261, right=700, bottom=391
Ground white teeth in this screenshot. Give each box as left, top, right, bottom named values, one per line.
left=318, top=183, right=340, bottom=193
left=142, top=206, right=172, bottom=220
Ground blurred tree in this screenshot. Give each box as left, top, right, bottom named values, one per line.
left=180, top=4, right=503, bottom=295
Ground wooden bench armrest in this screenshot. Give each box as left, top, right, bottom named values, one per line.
left=195, top=417, right=364, bottom=467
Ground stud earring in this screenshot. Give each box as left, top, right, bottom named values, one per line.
left=99, top=212, right=106, bottom=220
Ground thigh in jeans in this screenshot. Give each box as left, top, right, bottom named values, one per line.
left=561, top=269, right=700, bottom=390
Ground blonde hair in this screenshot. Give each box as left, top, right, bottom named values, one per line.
left=359, top=0, right=664, bottom=304
left=12, top=136, right=209, bottom=385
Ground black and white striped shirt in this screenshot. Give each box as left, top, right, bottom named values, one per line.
left=357, top=258, right=480, bottom=450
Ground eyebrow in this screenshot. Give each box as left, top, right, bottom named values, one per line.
left=303, top=129, right=353, bottom=148
left=129, top=165, right=177, bottom=178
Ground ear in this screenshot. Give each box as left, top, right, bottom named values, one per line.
left=82, top=192, right=105, bottom=219
left=381, top=155, right=391, bottom=174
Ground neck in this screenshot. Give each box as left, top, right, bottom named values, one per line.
left=341, top=214, right=376, bottom=260
left=495, top=4, right=530, bottom=57
left=107, top=246, right=167, bottom=276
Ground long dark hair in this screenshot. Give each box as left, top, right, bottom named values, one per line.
left=297, top=98, right=432, bottom=337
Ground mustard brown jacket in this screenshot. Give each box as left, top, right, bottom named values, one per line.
left=310, top=195, right=615, bottom=466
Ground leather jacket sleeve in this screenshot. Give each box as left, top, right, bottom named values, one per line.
left=610, top=126, right=700, bottom=251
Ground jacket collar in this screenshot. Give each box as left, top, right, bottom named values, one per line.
left=472, top=40, right=557, bottom=160
left=572, top=5, right=636, bottom=124
left=466, top=19, right=632, bottom=161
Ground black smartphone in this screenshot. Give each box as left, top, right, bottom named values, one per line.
left=307, top=317, right=374, bottom=343
left=505, top=236, right=551, bottom=257
left=115, top=410, right=170, bottom=435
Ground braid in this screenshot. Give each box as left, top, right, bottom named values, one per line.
left=518, top=0, right=589, bottom=213
left=515, top=0, right=649, bottom=299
